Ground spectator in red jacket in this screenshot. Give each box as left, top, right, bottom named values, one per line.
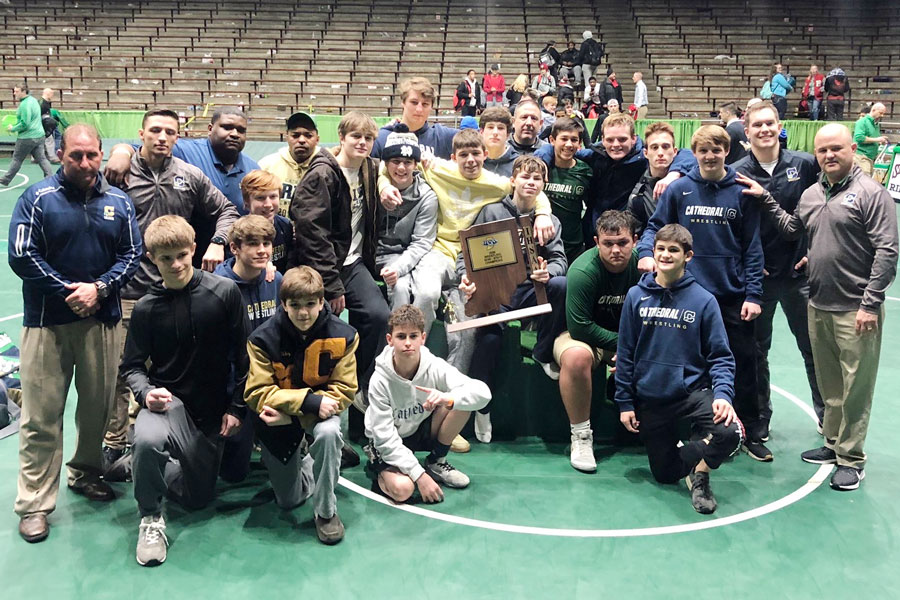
left=483, top=64, right=506, bottom=108
left=802, top=65, right=825, bottom=121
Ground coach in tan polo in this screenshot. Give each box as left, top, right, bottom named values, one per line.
left=748, top=123, right=898, bottom=491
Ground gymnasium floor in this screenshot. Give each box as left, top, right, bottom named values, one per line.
left=0, top=160, right=898, bottom=599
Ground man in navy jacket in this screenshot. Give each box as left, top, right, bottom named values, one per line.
left=9, top=124, right=142, bottom=543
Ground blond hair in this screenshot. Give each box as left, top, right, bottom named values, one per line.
left=398, top=77, right=435, bottom=103
left=338, top=111, right=378, bottom=138
left=229, top=214, right=275, bottom=247
left=690, top=124, right=731, bottom=152
left=601, top=113, right=636, bottom=137
left=144, top=215, right=195, bottom=255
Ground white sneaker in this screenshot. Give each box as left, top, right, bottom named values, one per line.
left=136, top=514, right=168, bottom=566
left=425, top=457, right=470, bottom=488
left=569, top=430, right=596, bottom=472
left=536, top=359, right=560, bottom=381
left=474, top=412, right=492, bottom=443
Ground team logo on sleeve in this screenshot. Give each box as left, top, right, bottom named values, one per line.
left=173, top=175, right=188, bottom=190
left=786, top=167, right=800, bottom=182
left=103, top=205, right=116, bottom=220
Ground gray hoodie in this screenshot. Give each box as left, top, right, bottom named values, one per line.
left=483, top=144, right=521, bottom=178
left=376, top=172, right=438, bottom=277
left=364, top=345, right=491, bottom=480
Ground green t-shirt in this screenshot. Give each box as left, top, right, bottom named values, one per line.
left=853, top=114, right=881, bottom=161
left=565, top=248, right=641, bottom=351
left=546, top=158, right=593, bottom=264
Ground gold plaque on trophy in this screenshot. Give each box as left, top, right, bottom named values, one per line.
left=466, top=230, right=519, bottom=271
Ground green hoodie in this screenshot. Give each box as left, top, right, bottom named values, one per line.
left=11, top=95, right=44, bottom=139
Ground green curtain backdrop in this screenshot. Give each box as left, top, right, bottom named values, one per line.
left=0, top=109, right=862, bottom=155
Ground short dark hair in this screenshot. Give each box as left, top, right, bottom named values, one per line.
left=388, top=304, right=426, bottom=334
left=142, top=108, right=180, bottom=128
left=654, top=223, right=693, bottom=253
left=595, top=210, right=636, bottom=236
left=510, top=155, right=548, bottom=181
left=60, top=123, right=102, bottom=152
left=550, top=117, right=584, bottom=138
left=479, top=106, right=513, bottom=131
left=210, top=106, right=247, bottom=125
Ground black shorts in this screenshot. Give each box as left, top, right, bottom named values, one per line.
left=367, top=416, right=434, bottom=473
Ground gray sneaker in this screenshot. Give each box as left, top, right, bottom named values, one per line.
left=685, top=470, right=717, bottom=514
left=425, top=457, right=470, bottom=489
left=136, top=515, right=168, bottom=566
left=315, top=513, right=345, bottom=545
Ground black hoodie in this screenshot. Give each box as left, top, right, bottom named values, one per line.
left=121, top=269, right=250, bottom=433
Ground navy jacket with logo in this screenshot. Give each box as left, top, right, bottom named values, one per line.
left=637, top=166, right=764, bottom=304
left=8, top=171, right=142, bottom=327
left=615, top=272, right=735, bottom=412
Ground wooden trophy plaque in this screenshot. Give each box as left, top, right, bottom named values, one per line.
left=446, top=216, right=551, bottom=333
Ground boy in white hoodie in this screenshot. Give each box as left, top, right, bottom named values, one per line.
left=364, top=305, right=491, bottom=503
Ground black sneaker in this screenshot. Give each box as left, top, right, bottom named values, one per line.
left=103, top=447, right=132, bottom=482
left=685, top=470, right=717, bottom=514
left=743, top=439, right=774, bottom=462
left=830, top=466, right=865, bottom=491
left=800, top=446, right=836, bottom=465
left=758, top=420, right=770, bottom=443
left=101, top=446, right=125, bottom=472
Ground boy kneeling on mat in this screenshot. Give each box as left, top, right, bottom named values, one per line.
left=365, top=305, right=491, bottom=503
left=615, top=224, right=742, bottom=514
left=244, top=266, right=358, bottom=544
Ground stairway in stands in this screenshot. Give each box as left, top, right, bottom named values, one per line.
left=590, top=0, right=661, bottom=118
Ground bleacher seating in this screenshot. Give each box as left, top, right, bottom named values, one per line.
left=0, top=0, right=897, bottom=140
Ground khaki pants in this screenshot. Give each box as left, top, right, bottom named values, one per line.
left=15, top=319, right=119, bottom=516
left=636, top=105, right=648, bottom=120
left=104, top=298, right=138, bottom=449
left=808, top=307, right=883, bottom=469
left=853, top=154, right=874, bottom=176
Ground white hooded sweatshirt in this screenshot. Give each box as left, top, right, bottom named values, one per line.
left=365, top=345, right=491, bottom=480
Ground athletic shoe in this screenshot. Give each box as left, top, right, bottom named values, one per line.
left=101, top=446, right=125, bottom=472
left=103, top=449, right=133, bottom=483
left=425, top=457, right=470, bottom=488
left=758, top=420, right=770, bottom=443
left=535, top=358, right=560, bottom=381
left=569, top=430, right=596, bottom=472
left=685, top=470, right=717, bottom=514
left=450, top=434, right=470, bottom=453
left=830, top=466, right=865, bottom=491
left=474, top=412, right=492, bottom=443
left=743, top=439, right=773, bottom=462
left=136, top=515, right=168, bottom=566
left=801, top=446, right=837, bottom=465
left=816, top=420, right=824, bottom=436
left=314, top=513, right=345, bottom=544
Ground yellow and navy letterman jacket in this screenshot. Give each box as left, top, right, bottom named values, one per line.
left=244, top=306, right=359, bottom=463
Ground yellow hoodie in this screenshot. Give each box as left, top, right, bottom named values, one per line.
left=258, top=145, right=320, bottom=217
left=380, top=157, right=552, bottom=262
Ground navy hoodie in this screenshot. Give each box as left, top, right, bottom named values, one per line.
left=372, top=121, right=459, bottom=160
left=615, top=272, right=735, bottom=412
left=214, top=258, right=282, bottom=332
left=637, top=166, right=764, bottom=304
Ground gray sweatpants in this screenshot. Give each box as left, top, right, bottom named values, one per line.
left=132, top=398, right=224, bottom=517
left=260, top=415, right=342, bottom=518
left=0, top=137, right=53, bottom=185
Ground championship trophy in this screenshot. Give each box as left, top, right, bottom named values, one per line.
left=446, top=216, right=551, bottom=333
